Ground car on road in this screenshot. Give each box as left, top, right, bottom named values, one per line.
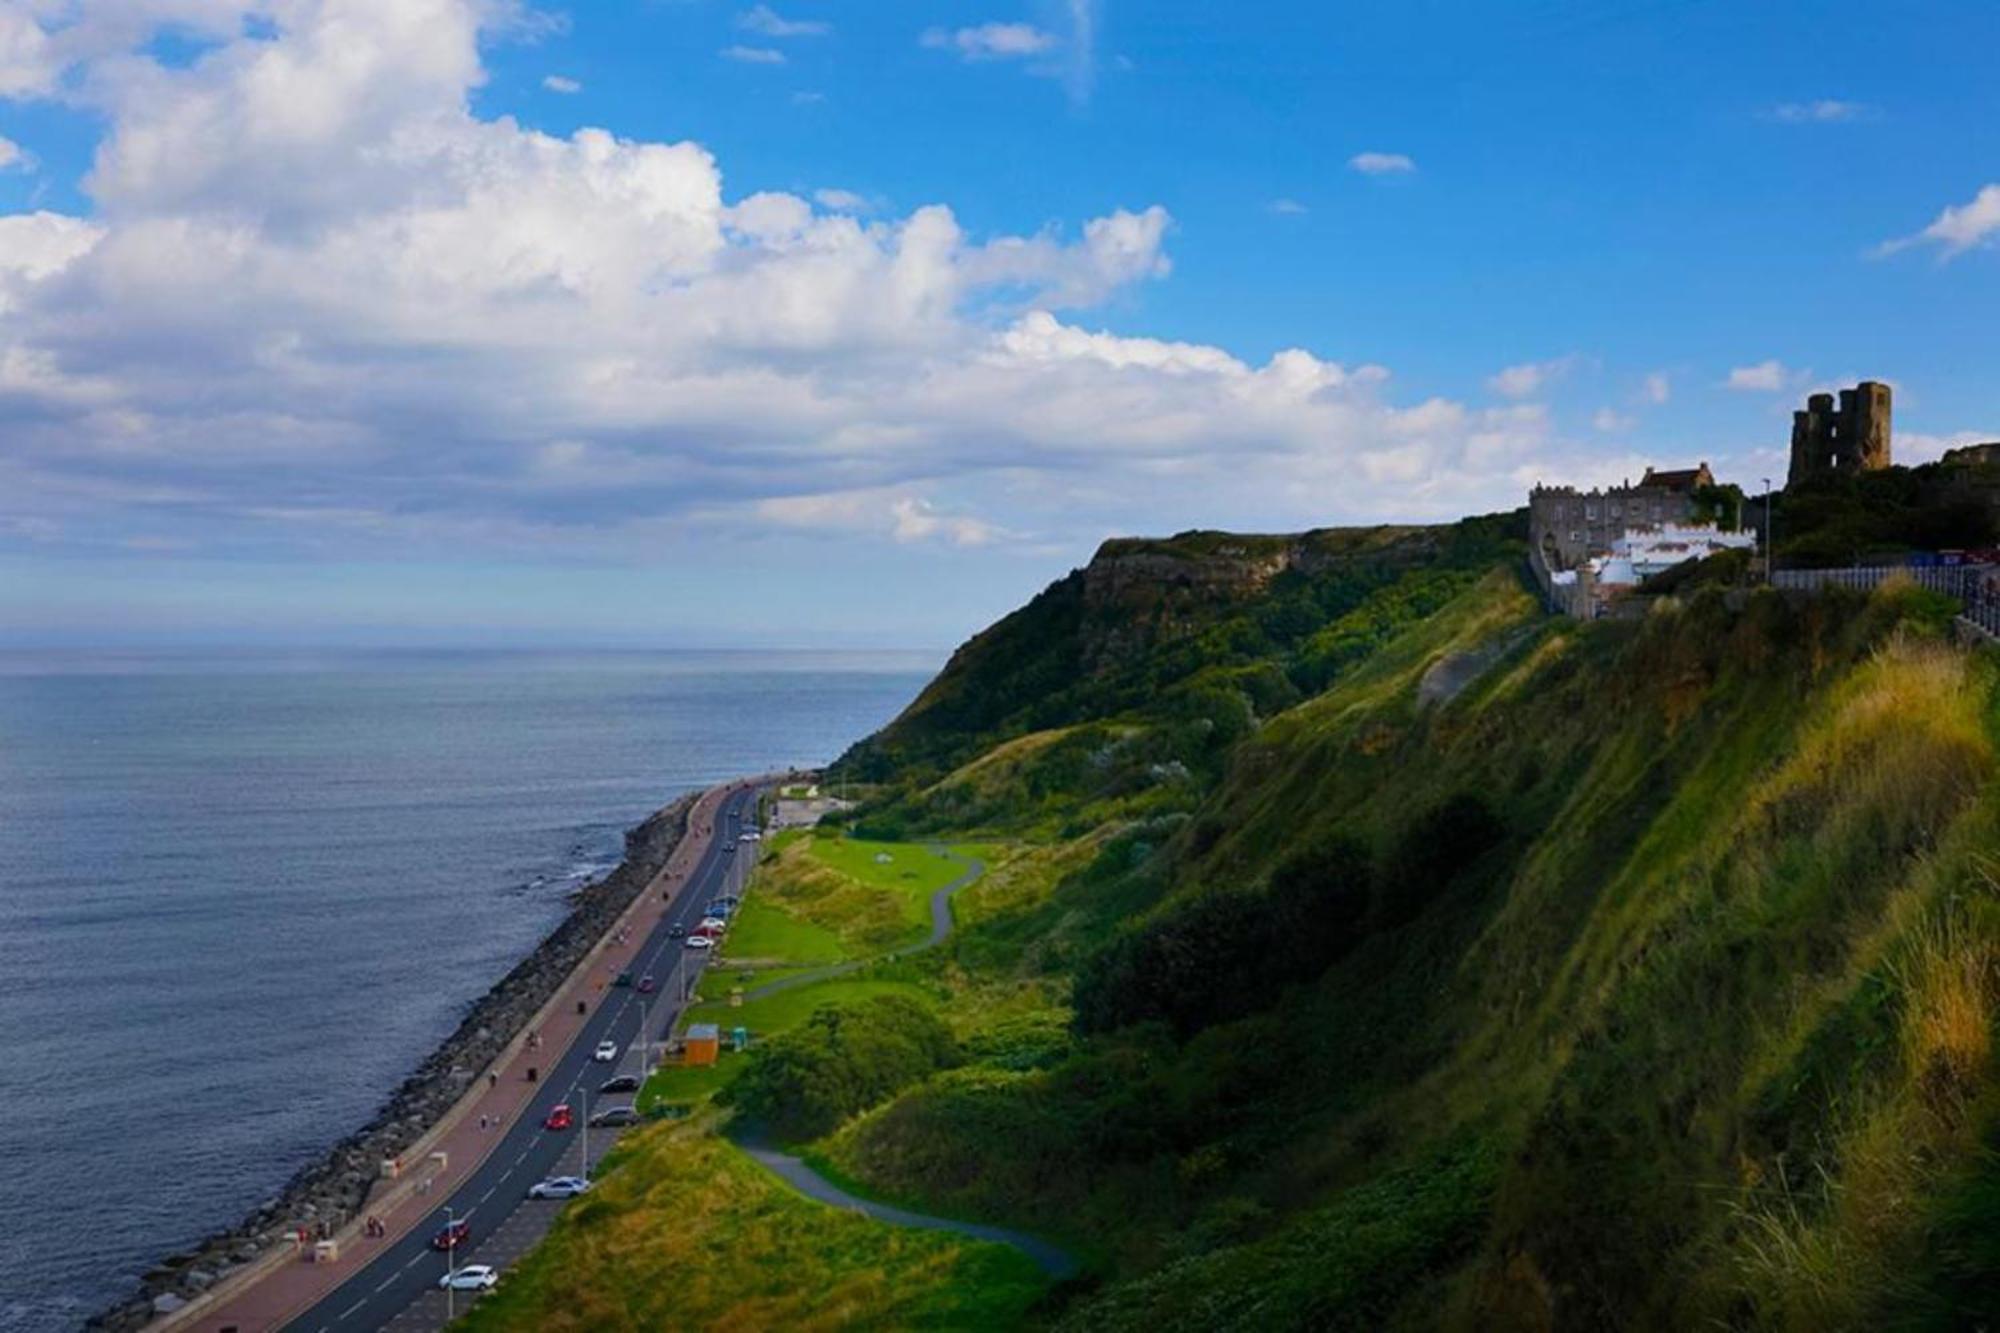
left=710, top=895, right=740, bottom=911
left=636, top=974, right=657, bottom=994
left=684, top=935, right=714, bottom=951
left=598, top=1073, right=641, bottom=1094
left=612, top=971, right=632, bottom=988
left=704, top=901, right=732, bottom=917
left=438, top=1264, right=499, bottom=1291
left=527, top=1176, right=591, bottom=1200
left=698, top=914, right=727, bottom=929
left=666, top=923, right=686, bottom=939
left=592, top=1039, right=619, bottom=1062
left=543, top=1103, right=573, bottom=1131
left=741, top=830, right=761, bottom=842
left=430, top=1218, right=472, bottom=1251
left=588, top=1104, right=641, bottom=1127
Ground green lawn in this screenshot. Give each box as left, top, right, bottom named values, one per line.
left=725, top=896, right=847, bottom=964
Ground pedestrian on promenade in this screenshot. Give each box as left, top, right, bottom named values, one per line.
left=489, top=1071, right=498, bottom=1090
left=479, top=1113, right=489, bottom=1131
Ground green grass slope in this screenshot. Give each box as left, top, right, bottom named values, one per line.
left=821, top=572, right=2000, bottom=1331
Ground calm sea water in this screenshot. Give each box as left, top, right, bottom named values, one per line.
left=0, top=649, right=932, bottom=1332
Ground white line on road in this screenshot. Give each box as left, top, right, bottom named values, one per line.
left=340, top=1298, right=366, bottom=1319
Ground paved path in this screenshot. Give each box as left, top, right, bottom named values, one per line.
left=741, top=845, right=983, bottom=1000
left=737, top=1142, right=1079, bottom=1278
left=170, top=781, right=760, bottom=1333
left=729, top=843, right=1080, bottom=1279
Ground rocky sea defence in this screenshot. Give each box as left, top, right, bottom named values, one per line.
left=88, top=793, right=696, bottom=1331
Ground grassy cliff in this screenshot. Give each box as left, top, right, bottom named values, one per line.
left=479, top=522, right=2000, bottom=1331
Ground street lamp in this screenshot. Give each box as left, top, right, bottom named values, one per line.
left=441, top=1206, right=458, bottom=1322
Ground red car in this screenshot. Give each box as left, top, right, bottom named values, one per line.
left=543, top=1103, right=573, bottom=1132
left=430, top=1217, right=471, bottom=1251
left=637, top=974, right=657, bottom=994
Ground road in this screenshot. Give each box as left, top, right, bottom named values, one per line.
left=275, top=786, right=761, bottom=1333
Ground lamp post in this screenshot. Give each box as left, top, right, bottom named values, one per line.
left=580, top=1091, right=590, bottom=1185
left=441, top=1206, right=458, bottom=1321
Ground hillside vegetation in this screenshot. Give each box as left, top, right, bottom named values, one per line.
left=481, top=517, right=2000, bottom=1331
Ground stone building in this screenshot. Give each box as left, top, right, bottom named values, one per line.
left=1529, top=462, right=1716, bottom=572
left=1788, top=381, right=1891, bottom=486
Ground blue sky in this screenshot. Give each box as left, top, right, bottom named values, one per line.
left=2, top=0, right=1998, bottom=648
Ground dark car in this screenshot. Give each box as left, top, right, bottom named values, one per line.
left=431, top=1217, right=472, bottom=1251
left=637, top=974, right=657, bottom=994
left=588, top=1105, right=641, bottom=1128
left=667, top=923, right=686, bottom=939
left=612, top=971, right=632, bottom=988
left=598, top=1073, right=641, bottom=1094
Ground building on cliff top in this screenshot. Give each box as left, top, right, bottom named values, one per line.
left=1529, top=462, right=1716, bottom=573
left=1788, top=381, right=1891, bottom=487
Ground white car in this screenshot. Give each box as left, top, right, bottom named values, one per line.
left=527, top=1176, right=591, bottom=1200
left=439, top=1264, right=499, bottom=1291
left=684, top=935, right=714, bottom=950
left=740, top=830, right=761, bottom=842
left=698, top=916, right=728, bottom=933
left=592, top=1039, right=618, bottom=1062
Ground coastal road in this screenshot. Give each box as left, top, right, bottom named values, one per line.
left=270, top=786, right=761, bottom=1333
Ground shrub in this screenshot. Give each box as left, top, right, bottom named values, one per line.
left=720, top=995, right=959, bottom=1142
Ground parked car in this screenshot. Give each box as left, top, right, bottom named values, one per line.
left=684, top=935, right=714, bottom=951
left=593, top=1039, right=619, bottom=1062
left=527, top=1176, right=591, bottom=1200
left=430, top=1218, right=472, bottom=1251
left=543, top=1103, right=573, bottom=1131
left=710, top=895, right=740, bottom=911
left=636, top=974, right=656, bottom=994
left=598, top=1073, right=641, bottom=1094
left=438, top=1264, right=499, bottom=1291
left=588, top=1104, right=641, bottom=1128
left=740, top=830, right=761, bottom=842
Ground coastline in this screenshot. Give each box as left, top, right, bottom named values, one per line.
left=87, top=791, right=700, bottom=1333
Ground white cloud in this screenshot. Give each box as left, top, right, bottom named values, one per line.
left=1487, top=355, right=1578, bottom=399
left=1591, top=407, right=1634, bottom=433
left=720, top=44, right=785, bottom=64
left=1267, top=198, right=1307, bottom=216
left=739, top=5, right=829, bottom=38
left=813, top=187, right=870, bottom=212
left=1349, top=151, right=1416, bottom=176
left=542, top=74, right=581, bottom=94
left=921, top=22, right=1057, bottom=60
left=1882, top=184, right=2000, bottom=260
left=1771, top=99, right=1869, bottom=123
left=0, top=0, right=1625, bottom=564
left=0, top=133, right=27, bottom=170
left=1725, top=360, right=1794, bottom=392
left=1899, top=430, right=2000, bottom=466
left=1642, top=371, right=1670, bottom=405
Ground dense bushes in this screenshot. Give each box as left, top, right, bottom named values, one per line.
left=1073, top=795, right=1506, bottom=1038
left=720, top=995, right=959, bottom=1142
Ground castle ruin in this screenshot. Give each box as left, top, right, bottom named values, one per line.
left=1788, top=381, right=1891, bottom=487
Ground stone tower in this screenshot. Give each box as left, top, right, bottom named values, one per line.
left=1788, top=380, right=1891, bottom=486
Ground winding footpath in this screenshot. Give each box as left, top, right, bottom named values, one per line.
left=730, top=845, right=1081, bottom=1278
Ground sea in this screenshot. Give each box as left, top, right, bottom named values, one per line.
left=0, top=648, right=934, bottom=1332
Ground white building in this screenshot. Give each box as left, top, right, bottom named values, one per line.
left=1589, top=522, right=1758, bottom=587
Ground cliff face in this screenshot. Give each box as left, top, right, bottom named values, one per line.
left=840, top=519, right=1514, bottom=785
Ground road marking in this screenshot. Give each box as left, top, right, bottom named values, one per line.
left=339, top=1298, right=366, bottom=1319
left=375, top=1274, right=399, bottom=1293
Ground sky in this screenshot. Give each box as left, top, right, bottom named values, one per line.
left=2, top=0, right=1999, bottom=649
